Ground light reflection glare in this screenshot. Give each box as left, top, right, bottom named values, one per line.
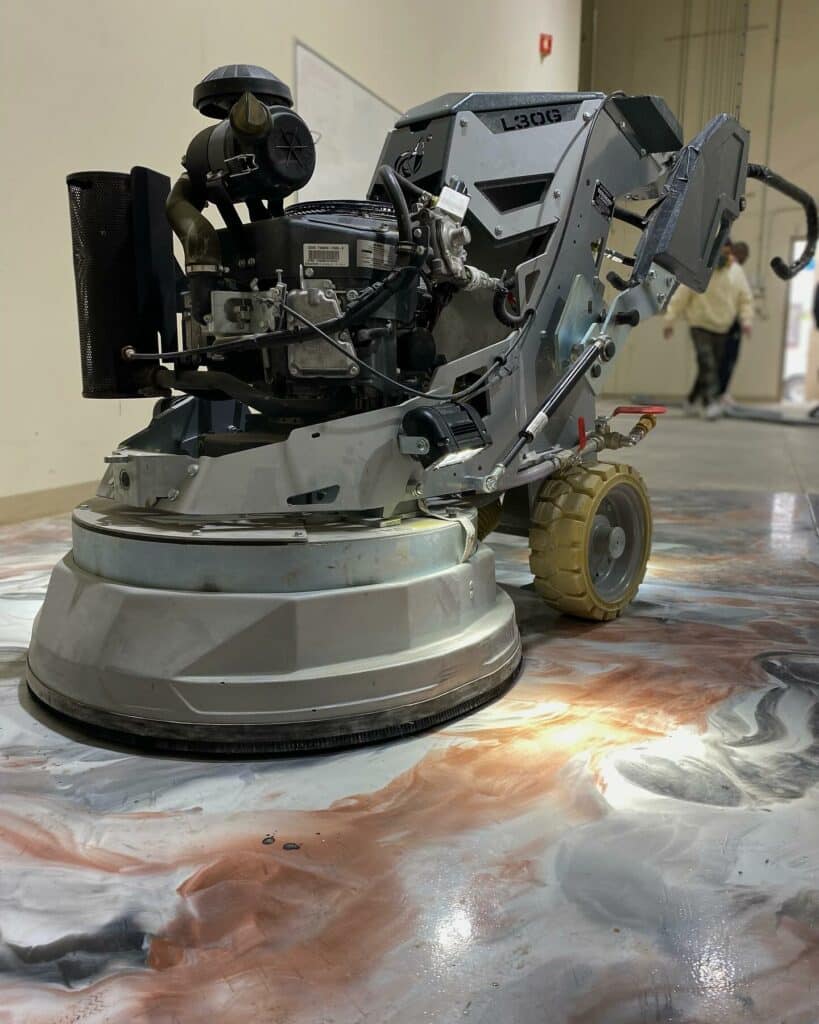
left=596, top=726, right=706, bottom=808
left=435, top=907, right=473, bottom=951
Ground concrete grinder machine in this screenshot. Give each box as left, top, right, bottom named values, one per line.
left=27, top=65, right=817, bottom=752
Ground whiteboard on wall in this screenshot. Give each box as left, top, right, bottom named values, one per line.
left=294, top=42, right=401, bottom=203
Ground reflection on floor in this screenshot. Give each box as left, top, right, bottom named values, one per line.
left=1, top=488, right=818, bottom=1024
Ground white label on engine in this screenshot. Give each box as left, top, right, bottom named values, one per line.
left=303, top=243, right=349, bottom=267
left=357, top=239, right=397, bottom=270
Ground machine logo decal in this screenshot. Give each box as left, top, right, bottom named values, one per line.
left=592, top=181, right=615, bottom=219
left=395, top=136, right=430, bottom=177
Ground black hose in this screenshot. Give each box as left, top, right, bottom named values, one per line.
left=493, top=277, right=531, bottom=328
left=391, top=170, right=430, bottom=200
left=376, top=165, right=413, bottom=249
left=746, top=163, right=818, bottom=279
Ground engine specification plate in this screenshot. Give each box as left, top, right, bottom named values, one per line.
left=357, top=239, right=396, bottom=270
left=303, top=243, right=350, bottom=267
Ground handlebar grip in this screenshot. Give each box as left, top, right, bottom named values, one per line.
left=747, top=163, right=818, bottom=280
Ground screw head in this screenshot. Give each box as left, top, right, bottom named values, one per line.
left=582, top=110, right=592, bottom=122
left=553, top=189, right=562, bottom=200
left=494, top=226, right=503, bottom=237
left=167, top=489, right=180, bottom=502
left=305, top=267, right=314, bottom=278
left=187, top=464, right=199, bottom=477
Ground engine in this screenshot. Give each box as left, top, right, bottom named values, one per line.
left=105, top=64, right=499, bottom=437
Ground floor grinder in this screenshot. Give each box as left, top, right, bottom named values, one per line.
left=27, top=65, right=817, bottom=752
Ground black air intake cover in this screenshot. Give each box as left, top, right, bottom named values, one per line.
left=67, top=167, right=177, bottom=398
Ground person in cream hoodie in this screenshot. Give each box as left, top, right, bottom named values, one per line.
left=663, top=239, right=754, bottom=419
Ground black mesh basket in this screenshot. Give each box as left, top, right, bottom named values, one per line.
left=67, top=169, right=177, bottom=398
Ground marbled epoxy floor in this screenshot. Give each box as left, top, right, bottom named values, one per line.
left=1, top=484, right=818, bottom=1023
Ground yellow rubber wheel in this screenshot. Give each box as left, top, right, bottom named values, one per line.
left=477, top=498, right=503, bottom=540
left=529, top=462, right=652, bottom=621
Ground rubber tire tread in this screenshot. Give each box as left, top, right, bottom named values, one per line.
left=529, top=461, right=651, bottom=621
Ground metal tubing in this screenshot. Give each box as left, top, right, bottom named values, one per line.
left=166, top=173, right=222, bottom=272
left=499, top=338, right=605, bottom=470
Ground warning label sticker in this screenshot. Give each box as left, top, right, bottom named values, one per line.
left=303, top=243, right=350, bottom=267
left=591, top=181, right=615, bottom=219
left=357, top=239, right=397, bottom=270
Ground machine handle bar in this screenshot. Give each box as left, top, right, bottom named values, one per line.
left=747, top=163, right=818, bottom=280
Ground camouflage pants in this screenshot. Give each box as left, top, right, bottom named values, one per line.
left=688, top=327, right=728, bottom=405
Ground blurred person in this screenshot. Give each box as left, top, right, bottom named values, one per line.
left=718, top=240, right=750, bottom=403
left=663, top=238, right=753, bottom=420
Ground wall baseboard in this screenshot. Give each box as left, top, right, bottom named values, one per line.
left=0, top=482, right=97, bottom=526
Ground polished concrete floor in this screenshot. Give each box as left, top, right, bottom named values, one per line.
left=1, top=414, right=818, bottom=1023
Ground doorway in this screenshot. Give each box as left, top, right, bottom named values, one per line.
left=782, top=238, right=818, bottom=402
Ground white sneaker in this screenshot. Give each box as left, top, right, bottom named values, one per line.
left=705, top=401, right=723, bottom=421
left=681, top=401, right=699, bottom=417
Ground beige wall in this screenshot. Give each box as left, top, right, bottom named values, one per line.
left=585, top=0, right=819, bottom=400
left=0, top=0, right=581, bottom=501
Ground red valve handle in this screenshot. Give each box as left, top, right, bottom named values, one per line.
left=612, top=405, right=667, bottom=416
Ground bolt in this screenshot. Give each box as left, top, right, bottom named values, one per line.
left=167, top=489, right=180, bottom=502
left=187, top=464, right=199, bottom=477
left=647, top=269, right=656, bottom=280
left=237, top=258, right=246, bottom=268
left=494, top=226, right=503, bottom=237
left=459, top=117, right=468, bottom=128
left=415, top=245, right=426, bottom=255
left=410, top=483, right=424, bottom=497
left=619, top=120, right=626, bottom=130
left=346, top=289, right=359, bottom=301
left=582, top=110, right=592, bottom=122
left=412, top=228, right=423, bottom=239
left=639, top=147, right=646, bottom=157
left=349, top=364, right=360, bottom=376
left=657, top=292, right=666, bottom=304
left=247, top=257, right=256, bottom=266
left=591, top=363, right=602, bottom=378
left=553, top=189, right=561, bottom=200
left=291, top=366, right=300, bottom=376
left=305, top=267, right=314, bottom=278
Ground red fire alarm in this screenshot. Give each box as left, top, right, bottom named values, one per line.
left=540, top=33, right=553, bottom=59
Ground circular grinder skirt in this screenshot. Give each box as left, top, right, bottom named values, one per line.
left=27, top=507, right=522, bottom=754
